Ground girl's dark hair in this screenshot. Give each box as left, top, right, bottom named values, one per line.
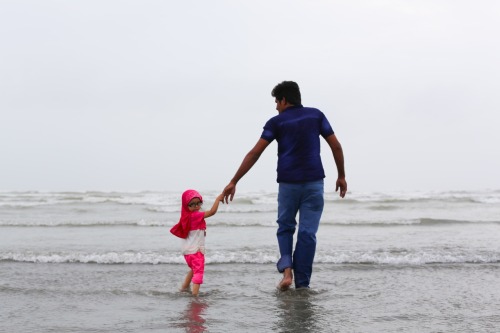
left=271, top=81, right=301, bottom=105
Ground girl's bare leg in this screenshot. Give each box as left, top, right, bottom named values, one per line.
left=192, top=283, right=200, bottom=297
left=181, top=270, right=193, bottom=291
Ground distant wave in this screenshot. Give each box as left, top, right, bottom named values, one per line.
left=2, top=217, right=498, bottom=227
left=0, top=220, right=276, bottom=227
left=330, top=218, right=500, bottom=226
left=2, top=189, right=500, bottom=208
left=2, top=249, right=499, bottom=265
left=0, top=191, right=176, bottom=208
left=0, top=221, right=170, bottom=227
left=2, top=190, right=500, bottom=229
left=325, top=190, right=500, bottom=205
left=416, top=218, right=497, bottom=225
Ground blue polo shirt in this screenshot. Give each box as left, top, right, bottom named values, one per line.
left=260, top=105, right=335, bottom=183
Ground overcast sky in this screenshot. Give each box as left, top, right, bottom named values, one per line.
left=1, top=1, right=499, bottom=193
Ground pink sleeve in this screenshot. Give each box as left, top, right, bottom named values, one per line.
left=189, top=211, right=206, bottom=230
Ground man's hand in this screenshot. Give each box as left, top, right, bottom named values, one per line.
left=336, top=178, right=347, bottom=198
left=223, top=182, right=236, bottom=204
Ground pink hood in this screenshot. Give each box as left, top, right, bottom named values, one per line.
left=170, top=189, right=203, bottom=238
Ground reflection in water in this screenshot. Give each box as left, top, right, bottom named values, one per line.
left=274, top=289, right=326, bottom=333
left=179, top=298, right=208, bottom=333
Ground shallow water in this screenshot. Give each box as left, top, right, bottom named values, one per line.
left=1, top=262, right=500, bottom=332
left=1, top=190, right=500, bottom=332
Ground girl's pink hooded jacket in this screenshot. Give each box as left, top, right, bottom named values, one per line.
left=170, top=189, right=204, bottom=238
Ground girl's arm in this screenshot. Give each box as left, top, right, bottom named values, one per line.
left=204, top=193, right=224, bottom=218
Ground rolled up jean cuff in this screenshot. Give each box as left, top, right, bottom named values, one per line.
left=277, top=255, right=292, bottom=273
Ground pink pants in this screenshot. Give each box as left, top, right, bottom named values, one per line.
left=184, top=252, right=205, bottom=284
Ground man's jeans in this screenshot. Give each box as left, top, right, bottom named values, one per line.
left=276, top=180, right=324, bottom=288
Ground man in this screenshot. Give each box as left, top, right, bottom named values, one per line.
left=223, top=81, right=347, bottom=290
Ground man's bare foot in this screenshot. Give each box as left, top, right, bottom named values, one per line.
left=278, top=268, right=293, bottom=291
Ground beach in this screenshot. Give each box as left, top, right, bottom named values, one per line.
left=1, top=190, right=500, bottom=332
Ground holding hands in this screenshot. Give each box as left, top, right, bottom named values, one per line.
left=222, top=182, right=236, bottom=204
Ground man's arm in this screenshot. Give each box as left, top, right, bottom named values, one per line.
left=325, top=134, right=347, bottom=198
left=223, top=138, right=270, bottom=203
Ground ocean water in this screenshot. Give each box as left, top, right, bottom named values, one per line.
left=1, top=190, right=500, bottom=332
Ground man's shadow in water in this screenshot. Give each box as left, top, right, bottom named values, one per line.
left=274, top=289, right=327, bottom=333
left=178, top=297, right=208, bottom=333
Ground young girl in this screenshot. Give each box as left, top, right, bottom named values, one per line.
left=170, top=189, right=223, bottom=296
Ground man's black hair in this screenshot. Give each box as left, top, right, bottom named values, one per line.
left=271, top=81, right=302, bottom=105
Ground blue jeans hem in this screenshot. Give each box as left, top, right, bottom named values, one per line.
left=277, top=255, right=292, bottom=273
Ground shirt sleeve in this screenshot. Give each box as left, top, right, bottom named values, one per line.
left=260, top=118, right=276, bottom=142
left=189, top=211, right=206, bottom=230
left=320, top=112, right=334, bottom=138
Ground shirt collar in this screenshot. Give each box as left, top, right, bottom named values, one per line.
left=283, top=104, right=303, bottom=112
